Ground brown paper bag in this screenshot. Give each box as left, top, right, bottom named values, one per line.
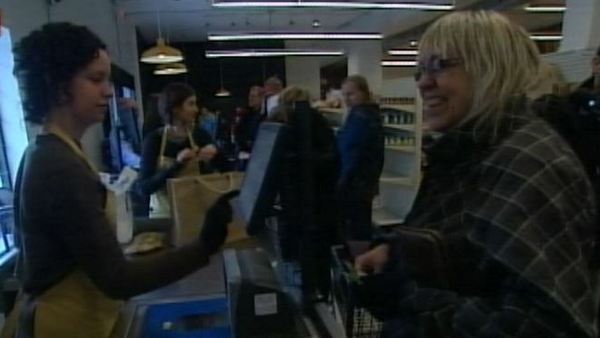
left=167, top=172, right=253, bottom=248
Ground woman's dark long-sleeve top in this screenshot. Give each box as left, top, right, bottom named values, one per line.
left=137, top=127, right=214, bottom=196
left=336, top=103, right=384, bottom=196
left=236, top=107, right=263, bottom=152
left=373, top=110, right=599, bottom=338
left=14, top=134, right=211, bottom=299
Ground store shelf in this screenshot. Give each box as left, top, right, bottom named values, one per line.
left=379, top=173, right=413, bottom=186
left=385, top=145, right=415, bottom=153
left=372, top=208, right=404, bottom=227
left=380, top=104, right=416, bottom=114
left=319, top=108, right=344, bottom=115
left=383, top=124, right=415, bottom=132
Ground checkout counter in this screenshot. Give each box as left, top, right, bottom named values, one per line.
left=111, top=245, right=336, bottom=338
left=111, top=121, right=350, bottom=338
left=110, top=217, right=339, bottom=338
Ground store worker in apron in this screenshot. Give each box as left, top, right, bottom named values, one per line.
left=137, top=82, right=218, bottom=218
left=2, top=22, right=236, bottom=338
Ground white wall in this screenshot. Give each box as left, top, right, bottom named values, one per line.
left=560, top=0, right=600, bottom=52
left=285, top=56, right=322, bottom=99
left=347, top=41, right=383, bottom=96
left=543, top=48, right=596, bottom=84
left=381, top=77, right=417, bottom=98
left=1, top=0, right=48, bottom=44
left=284, top=41, right=342, bottom=100
left=1, top=0, right=142, bottom=170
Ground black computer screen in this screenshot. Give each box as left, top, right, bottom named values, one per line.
left=236, top=122, right=287, bottom=235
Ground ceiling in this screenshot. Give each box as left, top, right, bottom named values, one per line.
left=116, top=0, right=565, bottom=49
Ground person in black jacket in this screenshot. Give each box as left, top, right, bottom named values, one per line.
left=336, top=75, right=384, bottom=240
left=270, top=86, right=339, bottom=296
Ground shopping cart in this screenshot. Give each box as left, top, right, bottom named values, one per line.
left=330, top=245, right=383, bottom=338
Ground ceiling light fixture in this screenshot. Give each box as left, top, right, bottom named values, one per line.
left=381, top=60, right=417, bottom=67
left=141, top=38, right=184, bottom=64
left=215, top=88, right=232, bottom=97
left=525, top=5, right=566, bottom=13
left=140, top=2, right=184, bottom=64
left=215, top=61, right=231, bottom=97
left=387, top=49, right=419, bottom=56
left=212, top=1, right=454, bottom=10
left=529, top=34, right=563, bottom=41
left=208, top=32, right=383, bottom=41
left=206, top=49, right=344, bottom=58
left=153, top=63, right=188, bottom=75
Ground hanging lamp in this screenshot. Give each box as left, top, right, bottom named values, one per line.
left=154, top=62, right=188, bottom=75
left=142, top=38, right=183, bottom=64
left=140, top=2, right=184, bottom=64
left=215, top=61, right=231, bottom=97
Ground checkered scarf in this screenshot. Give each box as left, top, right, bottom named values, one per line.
left=384, top=111, right=599, bottom=337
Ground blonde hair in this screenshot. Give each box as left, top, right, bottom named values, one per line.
left=342, top=75, right=373, bottom=103
left=420, top=10, right=542, bottom=134
left=271, top=86, right=312, bottom=122
left=529, top=62, right=567, bottom=99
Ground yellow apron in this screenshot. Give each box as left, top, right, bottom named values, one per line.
left=1, top=126, right=123, bottom=338
left=149, top=127, right=199, bottom=218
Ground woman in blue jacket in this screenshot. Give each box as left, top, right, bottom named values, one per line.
left=336, top=75, right=384, bottom=240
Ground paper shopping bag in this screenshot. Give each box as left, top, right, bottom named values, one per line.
left=167, top=172, right=253, bottom=248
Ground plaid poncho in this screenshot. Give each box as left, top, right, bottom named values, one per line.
left=382, top=111, right=599, bottom=337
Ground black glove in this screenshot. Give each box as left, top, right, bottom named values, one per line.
left=199, top=190, right=240, bottom=255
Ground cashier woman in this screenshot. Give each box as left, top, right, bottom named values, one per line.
left=2, top=23, right=236, bottom=338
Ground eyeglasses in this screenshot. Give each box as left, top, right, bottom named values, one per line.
left=414, top=57, right=462, bottom=81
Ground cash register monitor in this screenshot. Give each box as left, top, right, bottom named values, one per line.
left=236, top=122, right=287, bottom=235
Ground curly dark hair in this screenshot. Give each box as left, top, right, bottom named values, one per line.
left=14, top=22, right=107, bottom=124
left=159, top=83, right=196, bottom=124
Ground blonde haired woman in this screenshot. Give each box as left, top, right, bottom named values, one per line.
left=356, top=11, right=598, bottom=338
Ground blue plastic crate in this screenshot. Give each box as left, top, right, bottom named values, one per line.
left=141, top=297, right=231, bottom=338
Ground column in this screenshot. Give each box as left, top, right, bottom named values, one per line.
left=285, top=57, right=322, bottom=100
left=347, top=41, right=383, bottom=96
left=285, top=41, right=341, bottom=100
left=560, top=0, right=600, bottom=51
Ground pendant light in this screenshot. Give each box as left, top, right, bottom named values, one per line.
left=154, top=63, right=188, bottom=75
left=140, top=2, right=184, bottom=64
left=215, top=61, right=231, bottom=97
left=152, top=21, right=187, bottom=74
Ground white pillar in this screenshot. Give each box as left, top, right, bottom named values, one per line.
left=285, top=56, right=322, bottom=100
left=284, top=41, right=342, bottom=100
left=560, top=0, right=600, bottom=51
left=347, top=41, right=383, bottom=96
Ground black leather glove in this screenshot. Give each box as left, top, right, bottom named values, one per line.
left=199, top=190, right=240, bottom=255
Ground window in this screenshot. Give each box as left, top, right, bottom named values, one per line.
left=0, top=26, right=28, bottom=188
left=0, top=26, right=29, bottom=259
